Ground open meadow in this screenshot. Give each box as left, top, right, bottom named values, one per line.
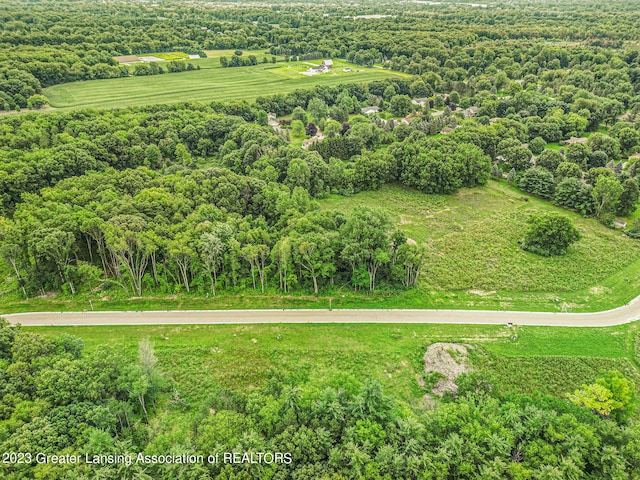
left=319, top=181, right=640, bottom=312
left=44, top=58, right=407, bottom=110
left=27, top=321, right=640, bottom=407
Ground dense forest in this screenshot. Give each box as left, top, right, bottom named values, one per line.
left=2, top=0, right=640, bottom=299
left=3, top=0, right=640, bottom=477
left=2, top=73, right=640, bottom=298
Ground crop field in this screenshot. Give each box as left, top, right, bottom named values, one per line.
left=44, top=58, right=406, bottom=110
left=26, top=321, right=640, bottom=406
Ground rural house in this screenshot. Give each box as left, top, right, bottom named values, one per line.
left=564, top=137, right=588, bottom=145
left=361, top=106, right=380, bottom=115
left=267, top=113, right=279, bottom=127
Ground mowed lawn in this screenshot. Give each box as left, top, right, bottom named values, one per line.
left=321, top=181, right=640, bottom=312
left=44, top=59, right=407, bottom=110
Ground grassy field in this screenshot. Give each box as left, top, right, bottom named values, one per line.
left=321, top=181, right=640, bottom=311
left=44, top=58, right=406, bottom=110
left=26, top=321, right=640, bottom=406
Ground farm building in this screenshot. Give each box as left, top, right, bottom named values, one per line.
left=322, top=60, right=334, bottom=69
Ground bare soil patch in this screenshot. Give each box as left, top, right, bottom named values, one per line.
left=422, top=342, right=473, bottom=396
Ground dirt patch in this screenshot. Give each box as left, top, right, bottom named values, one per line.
left=468, top=289, right=497, bottom=296
left=114, top=55, right=141, bottom=64
left=589, top=286, right=609, bottom=295
left=422, top=343, right=473, bottom=396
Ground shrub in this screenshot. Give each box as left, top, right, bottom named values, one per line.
left=521, top=213, right=581, bottom=256
left=518, top=167, right=555, bottom=199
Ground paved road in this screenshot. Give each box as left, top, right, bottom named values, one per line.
left=3, top=294, right=640, bottom=327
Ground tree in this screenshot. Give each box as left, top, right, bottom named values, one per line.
left=395, top=243, right=424, bottom=287
left=168, top=233, right=195, bottom=293
left=518, top=167, right=555, bottom=199
left=383, top=85, right=396, bottom=101
left=323, top=119, right=342, bottom=138
left=617, top=178, right=639, bottom=216
left=241, top=243, right=269, bottom=293
left=554, top=177, right=595, bottom=215
left=536, top=150, right=563, bottom=172
left=596, top=370, right=637, bottom=422
left=503, top=146, right=533, bottom=171
left=340, top=207, right=392, bottom=291
left=271, top=237, right=292, bottom=293
left=0, top=243, right=27, bottom=298
left=308, top=98, right=328, bottom=123
left=174, top=143, right=192, bottom=168
left=389, top=95, right=413, bottom=117
left=292, top=107, right=308, bottom=125
left=305, top=122, right=318, bottom=137
left=286, top=158, right=311, bottom=191
left=409, top=80, right=432, bottom=98
left=347, top=122, right=384, bottom=150
left=29, top=228, right=77, bottom=295
left=0, top=218, right=28, bottom=298
left=199, top=225, right=232, bottom=295
left=257, top=109, right=268, bottom=126
left=556, top=162, right=582, bottom=180
left=27, top=94, right=49, bottom=109
left=568, top=371, right=636, bottom=421
left=617, top=127, right=640, bottom=153
left=329, top=105, right=349, bottom=123
left=569, top=383, right=619, bottom=417
left=565, top=142, right=591, bottom=169
left=592, top=175, right=623, bottom=217
left=521, top=213, right=580, bottom=256
left=291, top=119, right=305, bottom=137
left=105, top=215, right=152, bottom=296
left=529, top=137, right=546, bottom=155
left=352, top=152, right=391, bottom=191
left=586, top=167, right=614, bottom=185
left=292, top=232, right=336, bottom=293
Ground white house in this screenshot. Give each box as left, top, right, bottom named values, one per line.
left=361, top=106, right=380, bottom=115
